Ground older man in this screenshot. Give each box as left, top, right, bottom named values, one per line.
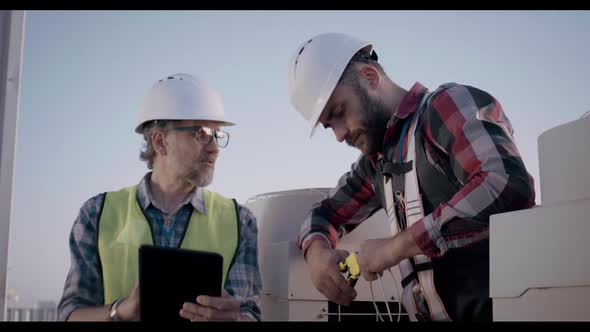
left=58, top=73, right=261, bottom=322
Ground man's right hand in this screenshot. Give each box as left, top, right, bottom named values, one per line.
left=66, top=283, right=141, bottom=321
left=116, top=283, right=140, bottom=321
left=305, top=240, right=357, bottom=306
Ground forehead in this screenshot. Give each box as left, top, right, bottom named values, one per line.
left=318, top=83, right=355, bottom=122
left=175, top=119, right=222, bottom=130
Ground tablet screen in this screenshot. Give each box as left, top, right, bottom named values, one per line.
left=138, top=245, right=223, bottom=322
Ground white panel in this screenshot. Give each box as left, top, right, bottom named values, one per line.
left=244, top=188, right=329, bottom=298
left=263, top=241, right=293, bottom=299
left=287, top=300, right=328, bottom=321
left=490, top=199, right=590, bottom=298
left=538, top=117, right=590, bottom=205
left=260, top=295, right=328, bottom=321
left=493, top=286, right=590, bottom=321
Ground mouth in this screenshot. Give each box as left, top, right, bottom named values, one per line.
left=201, top=160, right=215, bottom=167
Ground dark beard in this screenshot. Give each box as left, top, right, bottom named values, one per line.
left=355, top=85, right=390, bottom=155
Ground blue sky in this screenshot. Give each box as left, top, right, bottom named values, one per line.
left=6, top=10, right=590, bottom=306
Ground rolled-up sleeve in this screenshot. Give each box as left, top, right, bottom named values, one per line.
left=297, top=155, right=382, bottom=256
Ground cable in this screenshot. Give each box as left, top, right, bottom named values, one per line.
left=369, top=281, right=385, bottom=322
left=387, top=268, right=403, bottom=322
left=377, top=276, right=393, bottom=322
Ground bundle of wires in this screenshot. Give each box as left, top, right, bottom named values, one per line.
left=336, top=267, right=403, bottom=322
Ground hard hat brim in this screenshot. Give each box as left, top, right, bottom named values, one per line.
left=308, top=109, right=323, bottom=138
left=134, top=119, right=235, bottom=134
left=304, top=40, right=373, bottom=139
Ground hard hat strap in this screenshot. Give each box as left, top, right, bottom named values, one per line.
left=370, top=50, right=378, bottom=61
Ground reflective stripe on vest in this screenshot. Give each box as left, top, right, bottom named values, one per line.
left=383, top=93, right=451, bottom=321
left=97, top=185, right=239, bottom=305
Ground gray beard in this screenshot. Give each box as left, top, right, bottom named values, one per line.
left=186, top=168, right=214, bottom=188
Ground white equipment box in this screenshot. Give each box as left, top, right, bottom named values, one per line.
left=490, top=117, right=590, bottom=321
left=245, top=188, right=405, bottom=321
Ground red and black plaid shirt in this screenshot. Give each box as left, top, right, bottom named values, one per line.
left=297, top=82, right=536, bottom=258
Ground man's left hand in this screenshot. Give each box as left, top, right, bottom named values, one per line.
left=358, top=230, right=422, bottom=282
left=179, top=290, right=252, bottom=321
left=358, top=237, right=398, bottom=282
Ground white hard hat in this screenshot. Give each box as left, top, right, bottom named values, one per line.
left=288, top=33, right=372, bottom=137
left=135, top=73, right=235, bottom=133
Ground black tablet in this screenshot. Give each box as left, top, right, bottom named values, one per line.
left=138, top=245, right=223, bottom=322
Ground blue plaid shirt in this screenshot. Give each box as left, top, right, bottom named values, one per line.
left=57, top=173, right=262, bottom=321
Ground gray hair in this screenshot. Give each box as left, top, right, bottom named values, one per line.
left=139, top=120, right=177, bottom=169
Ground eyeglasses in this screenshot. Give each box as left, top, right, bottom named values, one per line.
left=172, top=126, right=230, bottom=148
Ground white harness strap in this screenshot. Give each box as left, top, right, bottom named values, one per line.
left=383, top=93, right=451, bottom=321
left=384, top=174, right=420, bottom=320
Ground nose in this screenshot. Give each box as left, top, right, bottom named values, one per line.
left=204, top=137, right=220, bottom=154
left=332, top=125, right=349, bottom=143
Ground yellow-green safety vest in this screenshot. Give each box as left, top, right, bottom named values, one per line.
left=97, top=185, right=238, bottom=304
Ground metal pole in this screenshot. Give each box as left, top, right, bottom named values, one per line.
left=0, top=10, right=26, bottom=321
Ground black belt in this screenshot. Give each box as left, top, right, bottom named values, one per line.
left=401, top=262, right=433, bottom=288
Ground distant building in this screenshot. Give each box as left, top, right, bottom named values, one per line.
left=5, top=300, right=57, bottom=322
left=35, top=301, right=57, bottom=310
left=5, top=287, right=19, bottom=307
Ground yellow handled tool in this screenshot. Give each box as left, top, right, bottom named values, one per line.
left=338, top=252, right=360, bottom=288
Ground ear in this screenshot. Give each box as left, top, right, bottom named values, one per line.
left=358, top=64, right=380, bottom=91
left=151, top=130, right=167, bottom=156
